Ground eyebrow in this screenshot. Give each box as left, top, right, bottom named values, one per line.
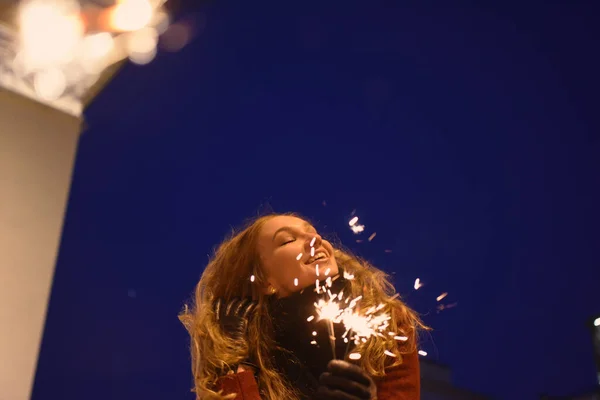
left=272, top=222, right=315, bottom=241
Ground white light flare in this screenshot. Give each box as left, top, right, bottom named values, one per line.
left=436, top=292, right=448, bottom=302
left=79, top=32, right=115, bottom=74
left=350, top=225, right=365, bottom=234
left=294, top=278, right=299, bottom=287
left=19, top=0, right=84, bottom=71
left=414, top=278, right=423, bottom=290
left=125, top=27, right=158, bottom=65
left=349, top=216, right=359, bottom=226
left=33, top=68, right=67, bottom=100
left=418, top=350, right=427, bottom=356
left=109, top=0, right=154, bottom=32
left=250, top=275, right=255, bottom=282
left=296, top=253, right=303, bottom=261
left=310, top=237, right=316, bottom=247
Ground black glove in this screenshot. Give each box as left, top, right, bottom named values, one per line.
left=214, top=297, right=256, bottom=342
left=214, top=297, right=258, bottom=374
left=315, top=360, right=377, bottom=400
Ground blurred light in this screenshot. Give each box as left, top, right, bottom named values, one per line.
left=79, top=32, right=115, bottom=74
left=418, top=350, right=427, bottom=356
left=349, top=216, right=358, bottom=226
left=109, top=0, right=154, bottom=32
left=160, top=22, right=192, bottom=52
left=349, top=353, right=362, bottom=360
left=594, top=317, right=600, bottom=327
left=125, top=27, right=158, bottom=65
left=33, top=68, right=67, bottom=100
left=152, top=10, right=170, bottom=34
left=19, top=0, right=84, bottom=70
left=436, top=292, right=448, bottom=302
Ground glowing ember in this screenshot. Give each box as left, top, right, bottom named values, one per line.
left=414, top=278, right=423, bottom=290
left=418, top=350, right=427, bottom=356
left=368, top=232, right=377, bottom=241
left=350, top=224, right=365, bottom=234
left=349, top=216, right=359, bottom=226
left=436, top=292, right=448, bottom=302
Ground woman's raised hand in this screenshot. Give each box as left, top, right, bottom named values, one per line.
left=214, top=297, right=257, bottom=342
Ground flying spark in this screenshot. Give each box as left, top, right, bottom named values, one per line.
left=418, top=350, right=428, bottom=356
left=436, top=292, right=448, bottom=302
left=349, top=216, right=359, bottom=226
left=250, top=275, right=255, bottom=282
left=310, top=237, right=316, bottom=247
left=414, top=278, right=423, bottom=290
left=296, top=253, right=303, bottom=261
left=351, top=225, right=365, bottom=234
left=368, top=232, right=377, bottom=241
left=294, top=278, right=298, bottom=286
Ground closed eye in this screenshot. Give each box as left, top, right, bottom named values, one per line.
left=281, top=239, right=296, bottom=246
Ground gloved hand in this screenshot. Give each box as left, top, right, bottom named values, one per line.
left=315, top=360, right=377, bottom=400
left=214, top=297, right=256, bottom=342
left=214, top=297, right=258, bottom=375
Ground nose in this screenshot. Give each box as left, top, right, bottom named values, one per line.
left=305, top=233, right=323, bottom=253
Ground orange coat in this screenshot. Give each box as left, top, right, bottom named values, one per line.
left=215, top=350, right=420, bottom=400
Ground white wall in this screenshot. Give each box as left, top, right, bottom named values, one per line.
left=0, top=89, right=81, bottom=400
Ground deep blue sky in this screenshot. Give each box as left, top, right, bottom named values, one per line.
left=32, top=1, right=599, bottom=399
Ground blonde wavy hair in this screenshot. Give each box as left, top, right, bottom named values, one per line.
left=178, top=213, right=427, bottom=400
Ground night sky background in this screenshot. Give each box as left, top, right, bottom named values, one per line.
left=31, top=1, right=599, bottom=399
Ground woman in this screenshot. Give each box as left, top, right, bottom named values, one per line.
left=179, top=213, right=425, bottom=399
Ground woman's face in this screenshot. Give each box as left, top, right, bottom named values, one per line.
left=257, top=215, right=339, bottom=297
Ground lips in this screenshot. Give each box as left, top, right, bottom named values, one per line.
left=306, top=250, right=328, bottom=264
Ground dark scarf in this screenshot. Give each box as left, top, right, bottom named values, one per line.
left=268, top=271, right=354, bottom=399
